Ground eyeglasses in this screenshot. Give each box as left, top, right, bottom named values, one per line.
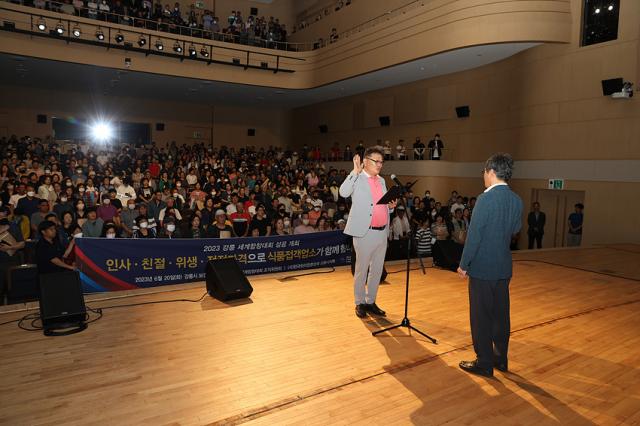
left=366, top=157, right=384, bottom=166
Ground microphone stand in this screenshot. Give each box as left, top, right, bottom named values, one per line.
left=372, top=182, right=436, bottom=343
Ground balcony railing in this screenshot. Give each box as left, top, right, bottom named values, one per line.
left=0, top=2, right=305, bottom=72
left=1, top=0, right=318, bottom=51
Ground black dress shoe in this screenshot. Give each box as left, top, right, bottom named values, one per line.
left=366, top=303, right=386, bottom=317
left=494, top=360, right=508, bottom=372
left=355, top=304, right=367, bottom=318
left=459, top=360, right=493, bottom=377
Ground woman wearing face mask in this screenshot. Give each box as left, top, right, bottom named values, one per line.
left=158, top=218, right=181, bottom=239
left=101, top=223, right=119, bottom=239
left=74, top=199, right=88, bottom=227
left=133, top=216, right=156, bottom=238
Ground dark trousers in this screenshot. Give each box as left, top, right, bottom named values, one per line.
left=468, top=277, right=510, bottom=370
left=528, top=233, right=542, bottom=249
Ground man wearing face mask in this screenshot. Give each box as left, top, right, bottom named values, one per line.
left=158, top=217, right=181, bottom=239
left=97, top=195, right=118, bottom=222
left=293, top=212, right=315, bottom=234
left=53, top=192, right=72, bottom=217
left=120, top=199, right=139, bottom=237
left=16, top=185, right=41, bottom=219
left=308, top=204, right=322, bottom=226
left=339, top=147, right=397, bottom=319
left=133, top=216, right=156, bottom=238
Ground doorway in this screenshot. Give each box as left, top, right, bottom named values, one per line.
left=529, top=189, right=585, bottom=249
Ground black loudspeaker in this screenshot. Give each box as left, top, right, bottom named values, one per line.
left=432, top=240, right=463, bottom=271
left=455, top=106, right=470, bottom=118
left=601, top=78, right=623, bottom=96
left=37, top=114, right=47, bottom=124
left=156, top=122, right=165, bottom=131
left=206, top=258, right=253, bottom=301
left=379, top=116, right=391, bottom=126
left=319, top=124, right=328, bottom=133
left=247, top=128, right=256, bottom=136
left=250, top=7, right=258, bottom=15
left=38, top=271, right=87, bottom=336
left=7, top=264, right=39, bottom=304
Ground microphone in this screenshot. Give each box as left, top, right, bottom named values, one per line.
left=390, top=174, right=404, bottom=188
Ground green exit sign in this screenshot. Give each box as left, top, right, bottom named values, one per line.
left=548, top=179, right=564, bottom=190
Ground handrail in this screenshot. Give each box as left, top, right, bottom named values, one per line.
left=337, top=0, right=422, bottom=41
left=2, top=0, right=429, bottom=51
left=0, top=0, right=317, bottom=51
left=0, top=4, right=305, bottom=72
left=293, top=0, right=354, bottom=34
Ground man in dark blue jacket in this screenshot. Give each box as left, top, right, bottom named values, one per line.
left=458, top=153, right=523, bottom=377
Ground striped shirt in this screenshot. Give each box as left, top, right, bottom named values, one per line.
left=415, top=227, right=432, bottom=255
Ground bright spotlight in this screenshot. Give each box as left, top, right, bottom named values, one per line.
left=72, top=26, right=81, bottom=37
left=188, top=45, right=197, bottom=57
left=96, top=28, right=104, bottom=40
left=55, top=22, right=64, bottom=35
left=155, top=39, right=164, bottom=50
left=607, top=4, right=613, bottom=11
left=37, top=18, right=46, bottom=31
left=91, top=122, right=113, bottom=141
left=138, top=35, right=146, bottom=46
left=595, top=7, right=600, bottom=13
left=200, top=47, right=209, bottom=57
left=115, top=33, right=124, bottom=43
left=173, top=41, right=182, bottom=53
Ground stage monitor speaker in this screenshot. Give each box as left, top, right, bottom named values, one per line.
left=319, top=124, right=328, bottom=133
left=432, top=240, right=463, bottom=271
left=156, top=122, right=165, bottom=131
left=379, top=116, right=391, bottom=126
left=7, top=264, right=39, bottom=304
left=37, top=114, right=47, bottom=124
left=206, top=258, right=253, bottom=301
left=601, top=78, right=623, bottom=96
left=247, top=128, right=256, bottom=136
left=38, top=271, right=87, bottom=336
left=455, top=106, right=470, bottom=118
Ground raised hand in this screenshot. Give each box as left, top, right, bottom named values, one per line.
left=352, top=154, right=364, bottom=174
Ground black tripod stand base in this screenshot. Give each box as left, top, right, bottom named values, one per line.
left=372, top=317, right=437, bottom=344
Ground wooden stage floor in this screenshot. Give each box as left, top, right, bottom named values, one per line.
left=1, top=245, right=639, bottom=425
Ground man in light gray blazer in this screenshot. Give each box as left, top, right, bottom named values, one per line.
left=340, top=147, right=397, bottom=318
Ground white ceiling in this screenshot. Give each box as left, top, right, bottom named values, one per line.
left=1, top=42, right=538, bottom=108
